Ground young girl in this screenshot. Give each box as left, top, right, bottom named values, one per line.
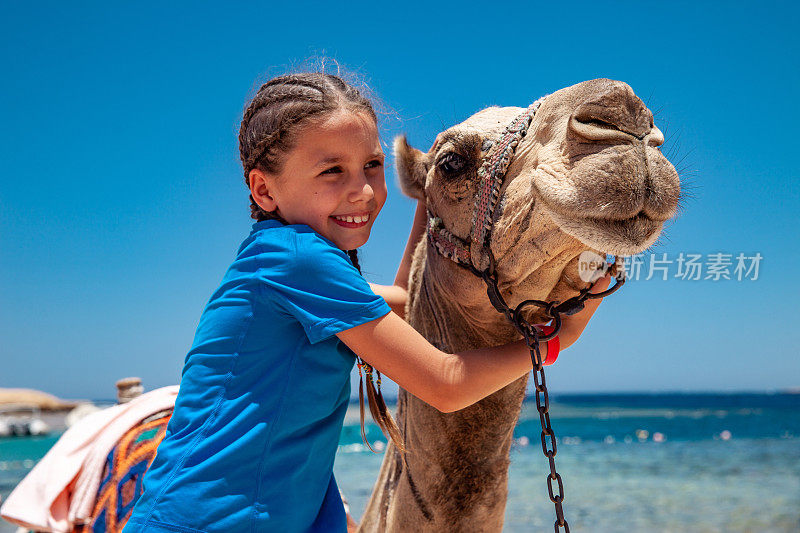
left=123, top=71, right=611, bottom=533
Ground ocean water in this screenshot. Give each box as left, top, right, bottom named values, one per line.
left=2, top=393, right=799, bottom=532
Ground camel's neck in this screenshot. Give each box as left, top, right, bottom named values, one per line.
left=358, top=238, right=589, bottom=531
left=407, top=246, right=521, bottom=353
left=405, top=241, right=531, bottom=436
left=395, top=242, right=530, bottom=529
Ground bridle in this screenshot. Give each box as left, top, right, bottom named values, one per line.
left=424, top=96, right=627, bottom=532
left=427, top=97, right=546, bottom=275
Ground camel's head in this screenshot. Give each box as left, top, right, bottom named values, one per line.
left=395, top=79, right=682, bottom=314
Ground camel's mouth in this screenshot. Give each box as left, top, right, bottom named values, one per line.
left=584, top=210, right=653, bottom=228
left=584, top=210, right=661, bottom=255
left=545, top=207, right=662, bottom=257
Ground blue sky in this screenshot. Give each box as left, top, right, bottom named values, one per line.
left=1, top=1, right=797, bottom=400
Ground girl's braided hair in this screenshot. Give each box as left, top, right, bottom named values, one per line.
left=238, top=69, right=406, bottom=454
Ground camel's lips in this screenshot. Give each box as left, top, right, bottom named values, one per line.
left=581, top=210, right=661, bottom=252
left=536, top=197, right=663, bottom=256
left=584, top=210, right=652, bottom=225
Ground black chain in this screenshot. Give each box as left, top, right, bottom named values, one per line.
left=470, top=251, right=625, bottom=532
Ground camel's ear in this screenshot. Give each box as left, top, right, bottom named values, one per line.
left=393, top=135, right=430, bottom=200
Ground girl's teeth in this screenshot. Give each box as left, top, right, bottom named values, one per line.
left=334, top=214, right=369, bottom=223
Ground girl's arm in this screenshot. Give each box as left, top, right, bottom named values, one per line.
left=392, top=199, right=428, bottom=291
left=339, top=273, right=612, bottom=413
left=368, top=200, right=428, bottom=319
left=368, top=284, right=408, bottom=317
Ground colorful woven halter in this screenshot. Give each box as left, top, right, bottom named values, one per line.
left=427, top=97, right=546, bottom=272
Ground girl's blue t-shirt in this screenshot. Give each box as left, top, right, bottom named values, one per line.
left=123, top=219, right=392, bottom=533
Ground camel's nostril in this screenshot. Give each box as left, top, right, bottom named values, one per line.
left=570, top=82, right=654, bottom=141
left=570, top=114, right=636, bottom=143
left=577, top=117, right=619, bottom=131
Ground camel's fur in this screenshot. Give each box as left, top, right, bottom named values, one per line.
left=358, top=79, right=681, bottom=532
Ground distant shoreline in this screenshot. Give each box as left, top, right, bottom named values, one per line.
left=5, top=388, right=796, bottom=408
left=346, top=389, right=800, bottom=406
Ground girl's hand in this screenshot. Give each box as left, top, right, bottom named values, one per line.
left=557, top=272, right=612, bottom=350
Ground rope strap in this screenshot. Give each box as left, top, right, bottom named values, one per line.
left=425, top=97, right=546, bottom=272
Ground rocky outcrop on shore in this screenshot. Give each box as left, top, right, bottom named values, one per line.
left=0, top=388, right=83, bottom=411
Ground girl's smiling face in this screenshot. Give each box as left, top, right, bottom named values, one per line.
left=249, top=109, right=387, bottom=250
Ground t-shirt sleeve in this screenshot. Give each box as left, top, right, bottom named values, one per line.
left=256, top=230, right=392, bottom=344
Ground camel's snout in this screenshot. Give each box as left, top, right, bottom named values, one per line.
left=569, top=82, right=655, bottom=142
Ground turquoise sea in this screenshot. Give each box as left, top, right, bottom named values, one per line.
left=2, top=392, right=799, bottom=532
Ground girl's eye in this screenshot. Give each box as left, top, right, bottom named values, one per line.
left=320, top=160, right=382, bottom=176
left=321, top=166, right=342, bottom=175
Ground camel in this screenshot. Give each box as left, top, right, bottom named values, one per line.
left=357, top=78, right=681, bottom=532
left=0, top=79, right=681, bottom=533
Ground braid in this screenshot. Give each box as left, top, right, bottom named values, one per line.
left=348, top=248, right=407, bottom=455
left=347, top=249, right=360, bottom=272
left=238, top=83, right=324, bottom=177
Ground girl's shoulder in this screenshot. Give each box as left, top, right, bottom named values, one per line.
left=248, top=220, right=337, bottom=252
left=245, top=220, right=353, bottom=274
left=243, top=221, right=385, bottom=344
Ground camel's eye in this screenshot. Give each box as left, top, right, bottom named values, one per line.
left=437, top=152, right=468, bottom=175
